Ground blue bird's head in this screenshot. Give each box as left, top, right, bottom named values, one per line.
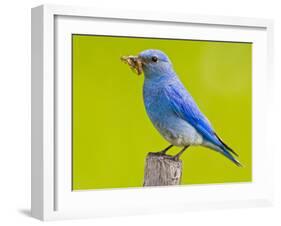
left=121, top=49, right=175, bottom=80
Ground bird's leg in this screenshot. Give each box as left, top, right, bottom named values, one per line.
left=156, top=144, right=173, bottom=155
left=172, top=145, right=190, bottom=161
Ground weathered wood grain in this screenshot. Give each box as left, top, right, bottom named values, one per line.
left=143, top=152, right=182, bottom=186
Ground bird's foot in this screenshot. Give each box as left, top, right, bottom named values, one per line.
left=151, top=150, right=168, bottom=156
left=166, top=154, right=180, bottom=161
left=169, top=145, right=190, bottom=161
left=151, top=144, right=173, bottom=156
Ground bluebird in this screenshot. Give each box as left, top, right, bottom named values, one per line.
left=121, top=49, right=242, bottom=166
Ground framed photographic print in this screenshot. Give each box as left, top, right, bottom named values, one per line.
left=31, top=4, right=274, bottom=221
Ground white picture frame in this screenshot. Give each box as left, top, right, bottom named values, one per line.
left=31, top=4, right=274, bottom=221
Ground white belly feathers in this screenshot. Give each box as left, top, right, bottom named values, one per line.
left=154, top=118, right=203, bottom=147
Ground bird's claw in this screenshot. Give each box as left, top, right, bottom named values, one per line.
left=168, top=155, right=180, bottom=161
left=151, top=150, right=167, bottom=156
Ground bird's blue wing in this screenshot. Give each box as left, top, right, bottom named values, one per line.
left=164, top=83, right=241, bottom=166
left=164, top=83, right=222, bottom=148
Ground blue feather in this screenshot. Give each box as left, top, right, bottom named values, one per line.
left=138, top=49, right=241, bottom=166
left=164, top=83, right=241, bottom=166
left=164, top=84, right=218, bottom=144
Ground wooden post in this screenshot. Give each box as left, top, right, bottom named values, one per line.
left=143, top=152, right=183, bottom=186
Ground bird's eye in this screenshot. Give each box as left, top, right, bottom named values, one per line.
left=151, top=56, right=158, bottom=63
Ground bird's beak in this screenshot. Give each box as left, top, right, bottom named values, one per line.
left=121, top=55, right=143, bottom=75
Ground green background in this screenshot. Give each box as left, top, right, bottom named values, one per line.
left=72, top=35, right=252, bottom=190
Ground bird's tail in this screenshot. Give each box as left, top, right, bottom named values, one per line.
left=219, top=147, right=243, bottom=167
left=205, top=134, right=243, bottom=167
left=213, top=133, right=243, bottom=167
